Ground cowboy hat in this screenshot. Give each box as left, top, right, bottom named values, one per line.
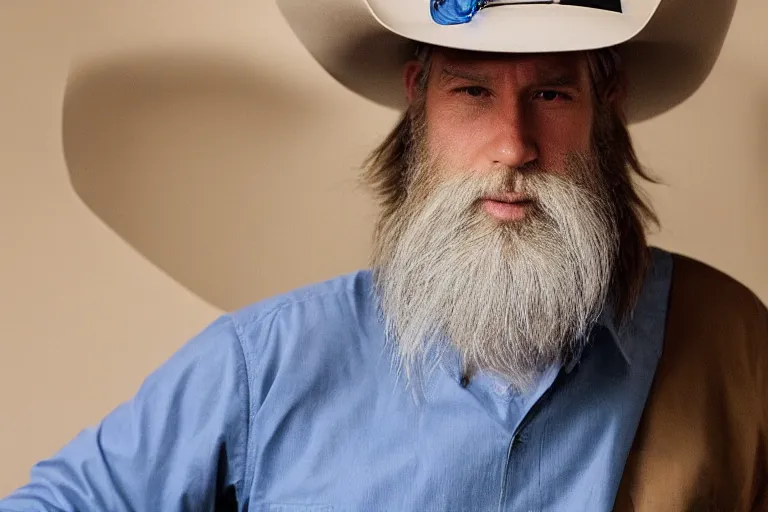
left=277, top=0, right=737, bottom=122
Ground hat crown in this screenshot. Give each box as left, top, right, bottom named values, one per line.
left=277, top=0, right=737, bottom=122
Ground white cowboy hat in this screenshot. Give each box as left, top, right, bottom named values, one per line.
left=277, top=0, right=737, bottom=122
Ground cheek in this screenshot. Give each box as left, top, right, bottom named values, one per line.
left=425, top=102, right=485, bottom=173
left=533, top=113, right=594, bottom=174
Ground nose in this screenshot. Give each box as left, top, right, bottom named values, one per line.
left=485, top=102, right=538, bottom=169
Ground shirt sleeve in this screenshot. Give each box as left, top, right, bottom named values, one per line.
left=0, top=314, right=251, bottom=512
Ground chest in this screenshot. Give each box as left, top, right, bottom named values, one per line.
left=244, top=345, right=653, bottom=512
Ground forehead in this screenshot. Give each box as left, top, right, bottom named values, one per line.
left=431, top=48, right=590, bottom=82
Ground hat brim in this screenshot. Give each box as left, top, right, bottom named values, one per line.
left=277, top=0, right=737, bottom=123
left=366, top=0, right=661, bottom=54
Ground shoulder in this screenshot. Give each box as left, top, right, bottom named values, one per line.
left=228, top=269, right=375, bottom=331
left=223, top=269, right=379, bottom=360
left=664, top=251, right=768, bottom=377
left=668, top=252, right=766, bottom=321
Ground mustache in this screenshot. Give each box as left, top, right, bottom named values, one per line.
left=403, top=158, right=607, bottom=227
left=409, top=151, right=599, bottom=195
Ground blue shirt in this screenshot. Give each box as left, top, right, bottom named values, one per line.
left=1, top=248, right=674, bottom=512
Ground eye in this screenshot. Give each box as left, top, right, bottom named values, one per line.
left=456, top=86, right=490, bottom=98
left=533, top=90, right=572, bottom=102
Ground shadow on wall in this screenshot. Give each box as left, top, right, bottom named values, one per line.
left=762, top=95, right=768, bottom=192
left=63, top=50, right=378, bottom=312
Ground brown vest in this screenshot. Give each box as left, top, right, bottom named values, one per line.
left=614, top=254, right=768, bottom=511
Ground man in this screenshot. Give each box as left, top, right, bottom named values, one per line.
left=2, top=0, right=766, bottom=510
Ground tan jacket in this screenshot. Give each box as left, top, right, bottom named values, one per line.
left=614, top=254, right=768, bottom=511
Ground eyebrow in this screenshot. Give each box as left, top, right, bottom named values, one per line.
left=438, top=65, right=584, bottom=90
left=439, top=66, right=491, bottom=87
left=535, top=70, right=582, bottom=88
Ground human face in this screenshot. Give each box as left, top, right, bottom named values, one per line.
left=404, top=49, right=596, bottom=222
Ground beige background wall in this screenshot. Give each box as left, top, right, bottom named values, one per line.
left=0, top=0, right=765, bottom=495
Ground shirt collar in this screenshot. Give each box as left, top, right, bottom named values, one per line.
left=429, top=301, right=631, bottom=393
left=413, top=298, right=632, bottom=388
left=564, top=247, right=675, bottom=373
left=564, top=301, right=630, bottom=373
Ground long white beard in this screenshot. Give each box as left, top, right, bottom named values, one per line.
left=371, top=155, right=619, bottom=391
